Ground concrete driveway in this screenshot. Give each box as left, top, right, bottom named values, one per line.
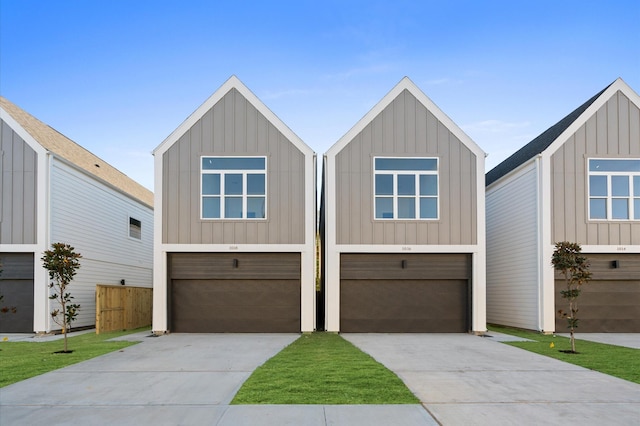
left=0, top=332, right=434, bottom=426
left=343, top=333, right=640, bottom=426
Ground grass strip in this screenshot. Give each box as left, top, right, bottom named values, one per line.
left=489, top=325, right=640, bottom=384
left=0, top=328, right=147, bottom=387
left=232, top=332, right=419, bottom=404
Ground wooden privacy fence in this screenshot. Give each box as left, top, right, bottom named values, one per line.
left=96, top=285, right=152, bottom=334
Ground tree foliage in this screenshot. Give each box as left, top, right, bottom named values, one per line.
left=42, top=243, right=82, bottom=352
left=551, top=241, right=592, bottom=353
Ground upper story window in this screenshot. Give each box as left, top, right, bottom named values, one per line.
left=201, top=157, right=267, bottom=220
left=588, top=159, right=640, bottom=221
left=129, top=217, right=142, bottom=239
left=373, top=157, right=438, bottom=220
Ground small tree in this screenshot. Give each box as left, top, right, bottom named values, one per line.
left=551, top=241, right=592, bottom=353
left=42, top=243, right=82, bottom=352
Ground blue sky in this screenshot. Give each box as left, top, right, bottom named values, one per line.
left=1, top=0, right=639, bottom=191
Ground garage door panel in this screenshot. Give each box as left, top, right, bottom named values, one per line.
left=342, top=319, right=462, bottom=333
left=172, top=280, right=300, bottom=307
left=0, top=253, right=34, bottom=333
left=340, top=267, right=469, bottom=333
left=171, top=279, right=300, bottom=333
left=170, top=253, right=300, bottom=280
left=554, top=254, right=640, bottom=333
left=168, top=318, right=300, bottom=334
left=340, top=253, right=471, bottom=280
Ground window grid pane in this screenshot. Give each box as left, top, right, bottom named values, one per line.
left=589, top=199, right=607, bottom=219
left=420, top=197, right=438, bottom=219
left=373, top=157, right=438, bottom=220
left=397, top=198, right=416, bottom=218
left=611, top=176, right=630, bottom=196
left=375, top=197, right=393, bottom=219
left=375, top=174, right=393, bottom=195
left=612, top=199, right=629, bottom=219
left=203, top=197, right=221, bottom=219
left=201, top=157, right=267, bottom=219
left=588, top=158, right=640, bottom=221
left=397, top=175, right=416, bottom=195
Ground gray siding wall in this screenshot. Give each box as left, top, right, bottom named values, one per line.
left=163, top=89, right=305, bottom=244
left=486, top=162, right=540, bottom=330
left=335, top=90, right=477, bottom=245
left=50, top=160, right=153, bottom=329
left=0, top=119, right=37, bottom=244
left=551, top=90, right=640, bottom=245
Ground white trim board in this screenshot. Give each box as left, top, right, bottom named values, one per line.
left=326, top=76, right=486, bottom=159
left=153, top=76, right=315, bottom=159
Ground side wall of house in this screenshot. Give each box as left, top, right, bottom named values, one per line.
left=551, top=90, right=640, bottom=245
left=0, top=118, right=37, bottom=244
left=334, top=89, right=477, bottom=245
left=486, top=162, right=540, bottom=329
left=50, top=160, right=153, bottom=329
left=162, top=88, right=306, bottom=245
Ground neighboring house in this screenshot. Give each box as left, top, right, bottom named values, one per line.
left=321, top=77, right=487, bottom=333
left=0, top=97, right=153, bottom=333
left=486, top=78, right=640, bottom=333
left=152, top=76, right=316, bottom=333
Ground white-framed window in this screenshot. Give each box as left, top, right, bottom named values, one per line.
left=588, top=158, right=640, bottom=221
left=373, top=157, right=439, bottom=220
left=201, top=156, right=267, bottom=220
left=129, top=217, right=142, bottom=239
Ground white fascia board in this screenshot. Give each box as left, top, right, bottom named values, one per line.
left=158, top=243, right=309, bottom=252
left=580, top=245, right=640, bottom=253
left=543, top=78, right=640, bottom=158
left=334, top=244, right=483, bottom=253
left=326, top=76, right=486, bottom=159
left=153, top=75, right=315, bottom=159
left=0, top=107, right=49, bottom=157
left=0, top=244, right=40, bottom=252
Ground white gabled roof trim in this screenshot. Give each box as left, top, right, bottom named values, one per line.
left=325, top=76, right=486, bottom=159
left=0, top=106, right=49, bottom=157
left=543, top=78, right=640, bottom=159
left=153, top=75, right=315, bottom=158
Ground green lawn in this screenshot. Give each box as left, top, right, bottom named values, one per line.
left=0, top=328, right=147, bottom=387
left=489, top=325, right=640, bottom=384
left=232, top=332, right=419, bottom=404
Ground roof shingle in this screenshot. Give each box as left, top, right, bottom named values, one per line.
left=485, top=82, right=612, bottom=186
left=1, top=97, right=153, bottom=207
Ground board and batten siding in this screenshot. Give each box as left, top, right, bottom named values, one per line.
left=0, top=118, right=37, bottom=244
left=162, top=88, right=305, bottom=245
left=335, top=89, right=477, bottom=245
left=550, top=90, right=640, bottom=245
left=486, top=162, right=540, bottom=330
left=50, top=160, right=153, bottom=329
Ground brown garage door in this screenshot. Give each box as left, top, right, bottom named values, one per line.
left=0, top=253, right=34, bottom=333
left=555, top=253, right=640, bottom=332
left=169, top=252, right=300, bottom=332
left=340, top=253, right=471, bottom=332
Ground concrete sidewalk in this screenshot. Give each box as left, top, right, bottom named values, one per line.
left=556, top=333, right=640, bottom=349
left=0, top=332, right=436, bottom=425
left=344, top=333, right=640, bottom=426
